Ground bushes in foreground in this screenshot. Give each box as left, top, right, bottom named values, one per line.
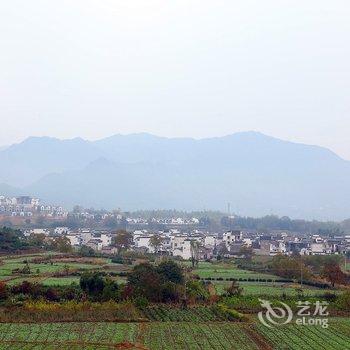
left=127, top=260, right=186, bottom=302
left=0, top=300, right=142, bottom=323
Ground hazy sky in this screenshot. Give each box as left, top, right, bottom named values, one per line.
left=1, top=1, right=350, bottom=158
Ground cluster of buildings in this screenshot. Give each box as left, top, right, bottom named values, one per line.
left=126, top=217, right=200, bottom=226
left=0, top=195, right=67, bottom=218
left=24, top=226, right=350, bottom=259
left=69, top=210, right=201, bottom=227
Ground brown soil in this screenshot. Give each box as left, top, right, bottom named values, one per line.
left=243, top=325, right=273, bottom=350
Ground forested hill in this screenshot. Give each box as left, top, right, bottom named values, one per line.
left=1, top=132, right=350, bottom=220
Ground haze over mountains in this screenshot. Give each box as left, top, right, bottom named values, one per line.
left=0, top=132, right=349, bottom=220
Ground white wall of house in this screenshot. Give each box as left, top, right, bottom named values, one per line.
left=66, top=234, right=80, bottom=246
left=204, top=236, right=216, bottom=247
left=135, top=235, right=155, bottom=252
left=99, top=234, right=112, bottom=247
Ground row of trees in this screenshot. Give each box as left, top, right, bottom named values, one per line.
left=0, top=226, right=73, bottom=253
left=221, top=215, right=348, bottom=235
left=269, top=254, right=349, bottom=287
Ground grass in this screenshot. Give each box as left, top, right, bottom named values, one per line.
left=41, top=277, right=81, bottom=286
left=213, top=281, right=340, bottom=297
left=184, top=261, right=280, bottom=280
left=0, top=254, right=121, bottom=286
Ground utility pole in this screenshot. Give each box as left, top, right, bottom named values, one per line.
left=300, top=259, right=303, bottom=289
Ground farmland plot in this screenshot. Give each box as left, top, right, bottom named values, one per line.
left=255, top=318, right=350, bottom=350
left=0, top=318, right=349, bottom=349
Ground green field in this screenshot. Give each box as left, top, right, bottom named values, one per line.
left=0, top=318, right=348, bottom=349
left=185, top=261, right=280, bottom=280
left=0, top=255, right=348, bottom=349
left=213, top=281, right=338, bottom=297
left=0, top=254, right=126, bottom=286
left=255, top=318, right=350, bottom=350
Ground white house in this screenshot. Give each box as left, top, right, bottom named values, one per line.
left=54, top=227, right=69, bottom=235
left=66, top=234, right=81, bottom=246
left=99, top=234, right=112, bottom=247
left=86, top=239, right=103, bottom=251
left=223, top=231, right=243, bottom=247
left=204, top=235, right=217, bottom=247
left=134, top=235, right=155, bottom=253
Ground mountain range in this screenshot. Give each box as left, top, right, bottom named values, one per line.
left=0, top=132, right=349, bottom=220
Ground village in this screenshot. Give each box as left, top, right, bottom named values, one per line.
left=23, top=226, right=350, bottom=259
left=2, top=195, right=350, bottom=259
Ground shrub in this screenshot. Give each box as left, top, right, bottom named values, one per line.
left=80, top=273, right=105, bottom=297
left=186, top=280, right=210, bottom=303
left=223, top=281, right=243, bottom=297
left=215, top=303, right=247, bottom=321
left=127, top=263, right=162, bottom=302
left=161, top=281, right=184, bottom=302
left=134, top=296, right=149, bottom=309
left=0, top=282, right=8, bottom=300
left=156, top=260, right=184, bottom=284
left=336, top=290, right=350, bottom=311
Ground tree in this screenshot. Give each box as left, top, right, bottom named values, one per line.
left=190, top=240, right=200, bottom=268
left=215, top=242, right=229, bottom=259
left=337, top=290, right=350, bottom=311
left=0, top=282, right=8, bottom=300
left=224, top=281, right=243, bottom=296
left=156, top=260, right=184, bottom=284
left=186, top=280, right=210, bottom=303
left=21, top=261, right=31, bottom=274
left=322, top=263, right=347, bottom=287
left=149, top=235, right=164, bottom=254
left=271, top=255, right=311, bottom=281
left=79, top=245, right=95, bottom=257
left=51, top=236, right=72, bottom=253
left=80, top=272, right=105, bottom=297
left=73, top=205, right=83, bottom=214
left=36, top=216, right=45, bottom=225
left=101, top=278, right=119, bottom=301
left=161, top=281, right=184, bottom=302
left=0, top=227, right=26, bottom=251
left=127, top=263, right=162, bottom=301
left=113, top=230, right=133, bottom=252
left=239, top=245, right=254, bottom=261
left=28, top=233, right=46, bottom=248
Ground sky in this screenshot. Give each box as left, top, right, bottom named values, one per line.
left=1, top=1, right=350, bottom=159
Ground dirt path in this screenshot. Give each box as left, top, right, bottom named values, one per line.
left=243, top=326, right=274, bottom=350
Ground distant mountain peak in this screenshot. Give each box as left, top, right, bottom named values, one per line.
left=1, top=132, right=349, bottom=219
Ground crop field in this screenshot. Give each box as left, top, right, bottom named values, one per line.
left=0, top=318, right=348, bottom=349
left=142, top=322, right=259, bottom=350
left=0, top=254, right=129, bottom=286
left=213, top=281, right=336, bottom=297
left=185, top=261, right=280, bottom=280
left=0, top=322, right=259, bottom=349
left=255, top=318, right=350, bottom=350
left=141, top=305, right=236, bottom=322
